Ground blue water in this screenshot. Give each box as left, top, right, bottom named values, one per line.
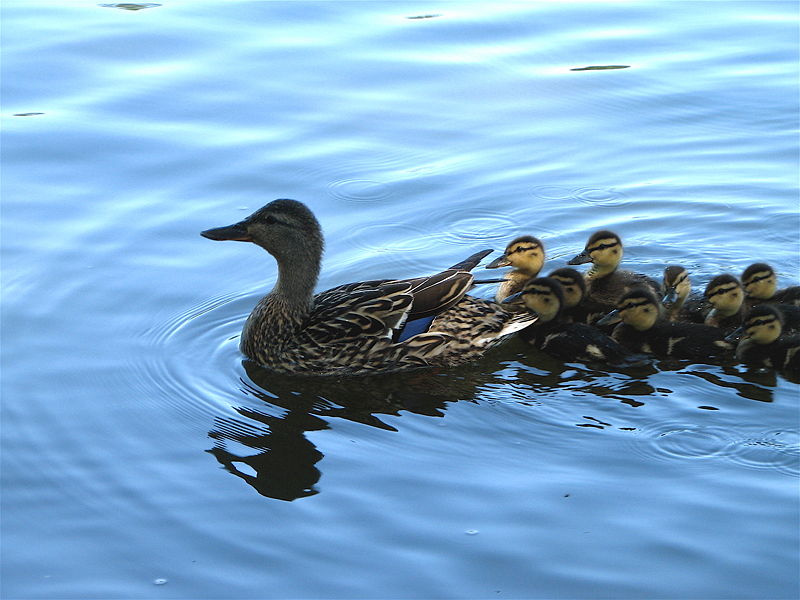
left=2, top=2, right=798, bottom=599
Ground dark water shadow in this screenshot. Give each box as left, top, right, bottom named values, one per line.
left=206, top=349, right=785, bottom=500
left=207, top=359, right=499, bottom=501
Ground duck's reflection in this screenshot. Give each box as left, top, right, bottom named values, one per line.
left=207, top=350, right=782, bottom=501
left=208, top=403, right=327, bottom=501
left=207, top=359, right=496, bottom=500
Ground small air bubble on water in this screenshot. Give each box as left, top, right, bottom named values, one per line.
left=465, top=529, right=479, bottom=535
left=153, top=578, right=168, bottom=585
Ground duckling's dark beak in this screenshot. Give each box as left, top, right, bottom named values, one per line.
left=596, top=309, right=621, bottom=326
left=485, top=255, right=511, bottom=269
left=662, top=288, right=678, bottom=306
left=502, top=291, right=524, bottom=304
left=724, top=326, right=743, bottom=342
left=567, top=250, right=592, bottom=265
left=201, top=222, right=253, bottom=242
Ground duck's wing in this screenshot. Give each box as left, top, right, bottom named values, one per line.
left=306, top=249, right=494, bottom=344
left=307, top=281, right=414, bottom=344
left=395, top=248, right=493, bottom=319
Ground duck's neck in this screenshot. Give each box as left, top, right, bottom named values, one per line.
left=273, top=256, right=319, bottom=307
left=240, top=251, right=320, bottom=361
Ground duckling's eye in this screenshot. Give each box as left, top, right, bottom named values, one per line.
left=265, top=215, right=277, bottom=225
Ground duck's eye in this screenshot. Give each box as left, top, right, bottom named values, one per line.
left=265, top=215, right=277, bottom=225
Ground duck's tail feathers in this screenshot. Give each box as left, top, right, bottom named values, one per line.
left=448, top=249, right=493, bottom=271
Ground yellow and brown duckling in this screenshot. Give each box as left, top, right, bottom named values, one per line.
left=704, top=274, right=746, bottom=333
left=485, top=235, right=545, bottom=302
left=547, top=267, right=600, bottom=324
left=201, top=199, right=536, bottom=376
left=504, top=277, right=643, bottom=365
left=661, top=265, right=707, bottom=323
left=567, top=230, right=660, bottom=316
left=741, top=263, right=800, bottom=307
left=734, top=304, right=799, bottom=378
left=599, top=288, right=734, bottom=361
left=705, top=274, right=800, bottom=335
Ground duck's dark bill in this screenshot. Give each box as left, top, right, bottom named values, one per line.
left=201, top=223, right=253, bottom=242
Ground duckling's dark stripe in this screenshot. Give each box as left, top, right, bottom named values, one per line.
left=744, top=272, right=772, bottom=284
left=619, top=298, right=652, bottom=311
left=523, top=287, right=552, bottom=297
left=588, top=241, right=620, bottom=253
left=707, top=284, right=739, bottom=298
left=746, top=316, right=778, bottom=328
left=671, top=272, right=688, bottom=286
left=508, top=244, right=540, bottom=254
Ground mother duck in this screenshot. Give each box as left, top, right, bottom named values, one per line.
left=201, top=199, right=535, bottom=376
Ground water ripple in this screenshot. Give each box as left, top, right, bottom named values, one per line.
left=629, top=422, right=799, bottom=475
left=327, top=178, right=396, bottom=203
left=726, top=429, right=799, bottom=477
left=133, top=292, right=255, bottom=424
left=530, top=184, right=631, bottom=207
left=427, top=207, right=521, bottom=246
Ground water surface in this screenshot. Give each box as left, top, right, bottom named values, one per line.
left=2, top=2, right=798, bottom=599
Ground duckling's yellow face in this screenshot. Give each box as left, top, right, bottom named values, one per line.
left=504, top=239, right=545, bottom=275
left=743, top=312, right=782, bottom=345
left=520, top=283, right=561, bottom=322
left=618, top=294, right=660, bottom=331
left=666, top=268, right=691, bottom=301
left=706, top=280, right=743, bottom=315
left=586, top=235, right=623, bottom=268
left=743, top=268, right=777, bottom=300
left=550, top=276, right=583, bottom=308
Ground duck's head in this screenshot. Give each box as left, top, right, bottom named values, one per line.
left=485, top=235, right=545, bottom=275
left=704, top=274, right=743, bottom=318
left=503, top=276, right=564, bottom=322
left=568, top=230, right=623, bottom=269
left=740, top=304, right=783, bottom=345
left=548, top=267, right=586, bottom=308
left=741, top=263, right=777, bottom=300
left=606, top=287, right=662, bottom=331
left=201, top=199, right=324, bottom=264
left=662, top=265, right=691, bottom=306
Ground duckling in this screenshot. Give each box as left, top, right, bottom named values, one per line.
left=661, top=265, right=707, bottom=323
left=734, top=304, right=800, bottom=377
left=741, top=263, right=800, bottom=307
left=504, top=277, right=643, bottom=365
left=485, top=235, right=545, bottom=302
left=567, top=230, right=660, bottom=316
left=599, top=288, right=733, bottom=361
left=705, top=274, right=800, bottom=335
left=547, top=267, right=595, bottom=324
left=201, top=199, right=537, bottom=376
